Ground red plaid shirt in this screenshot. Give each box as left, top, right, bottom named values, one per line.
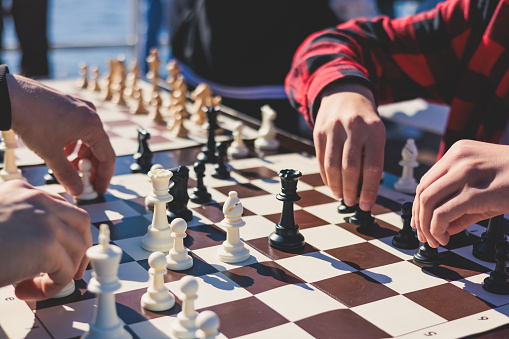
left=285, top=0, right=509, bottom=157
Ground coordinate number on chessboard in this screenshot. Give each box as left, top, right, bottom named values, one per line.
left=2, top=150, right=509, bottom=338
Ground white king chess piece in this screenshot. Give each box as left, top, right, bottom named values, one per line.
left=218, top=191, right=250, bottom=263
left=394, top=139, right=419, bottom=194
left=0, top=129, right=23, bottom=182
left=254, top=105, right=279, bottom=151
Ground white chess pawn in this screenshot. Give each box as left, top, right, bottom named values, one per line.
left=52, top=280, right=75, bottom=298
left=254, top=105, right=279, bottom=151
left=218, top=191, right=250, bottom=263
left=76, top=158, right=99, bottom=201
left=196, top=311, right=220, bottom=339
left=141, top=251, right=175, bottom=311
left=142, top=169, right=174, bottom=252
left=0, top=129, right=23, bottom=182
left=227, top=121, right=249, bottom=158
left=166, top=218, right=193, bottom=270
left=394, top=139, right=419, bottom=194
left=171, top=276, right=199, bottom=338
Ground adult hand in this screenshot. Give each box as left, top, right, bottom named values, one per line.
left=0, top=180, right=92, bottom=300
left=412, top=140, right=509, bottom=247
left=7, top=74, right=115, bottom=196
left=315, top=82, right=385, bottom=211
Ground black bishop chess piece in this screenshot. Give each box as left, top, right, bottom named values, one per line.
left=167, top=166, right=193, bottom=222
left=413, top=242, right=442, bottom=267
left=131, top=127, right=153, bottom=174
left=473, top=214, right=507, bottom=262
left=197, top=105, right=219, bottom=164
left=482, top=240, right=509, bottom=295
left=392, top=202, right=419, bottom=249
left=190, top=161, right=212, bottom=204
left=268, top=169, right=305, bottom=252
left=211, top=141, right=230, bottom=179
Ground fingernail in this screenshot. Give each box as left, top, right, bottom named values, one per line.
left=67, top=183, right=82, bottom=197
left=344, top=199, right=355, bottom=207
left=360, top=202, right=371, bottom=211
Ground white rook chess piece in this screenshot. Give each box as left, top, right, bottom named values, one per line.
left=196, top=310, right=220, bottom=339
left=227, top=121, right=249, bottom=158
left=77, top=158, right=99, bottom=201
left=254, top=105, right=279, bottom=151
left=218, top=191, right=250, bottom=263
left=166, top=218, right=193, bottom=270
left=142, top=168, right=174, bottom=252
left=0, top=129, right=23, bottom=182
left=141, top=251, right=175, bottom=311
left=171, top=276, right=199, bottom=338
left=394, top=139, right=419, bottom=194
left=82, top=224, right=131, bottom=339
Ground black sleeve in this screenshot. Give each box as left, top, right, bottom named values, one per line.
left=0, top=65, right=11, bottom=131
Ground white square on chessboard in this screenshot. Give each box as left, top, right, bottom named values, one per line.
left=235, top=322, right=315, bottom=339
left=81, top=200, right=141, bottom=223
left=83, top=261, right=149, bottom=294
left=451, top=273, right=509, bottom=307
left=203, top=165, right=250, bottom=186
left=142, top=211, right=215, bottom=229
left=229, top=157, right=275, bottom=170
left=187, top=187, right=228, bottom=206
left=114, top=236, right=154, bottom=260
left=300, top=224, right=366, bottom=250
left=361, top=261, right=447, bottom=294
left=129, top=316, right=228, bottom=339
left=109, top=137, right=140, bottom=157
left=192, top=244, right=270, bottom=272
left=36, top=183, right=66, bottom=196
left=464, top=222, right=489, bottom=238
left=241, top=194, right=302, bottom=216
left=214, top=215, right=275, bottom=241
left=376, top=212, right=404, bottom=229
left=275, top=251, right=357, bottom=283
left=314, top=185, right=337, bottom=199
left=109, top=173, right=151, bottom=200
left=369, top=237, right=417, bottom=261
left=451, top=246, right=495, bottom=271
left=249, top=177, right=314, bottom=195
left=304, top=202, right=351, bottom=225
left=263, top=153, right=319, bottom=174
left=351, top=295, right=446, bottom=337
left=377, top=185, right=413, bottom=205
left=256, top=283, right=346, bottom=322
left=35, top=298, right=96, bottom=339
left=166, top=272, right=252, bottom=310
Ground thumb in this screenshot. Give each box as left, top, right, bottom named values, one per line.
left=45, top=151, right=83, bottom=196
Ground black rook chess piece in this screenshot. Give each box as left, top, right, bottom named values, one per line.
left=482, top=240, right=509, bottom=295
left=131, top=127, right=153, bottom=174
left=211, top=141, right=230, bottom=179
left=268, top=169, right=305, bottom=252
left=392, top=202, right=419, bottom=249
left=473, top=214, right=507, bottom=262
left=190, top=161, right=212, bottom=204
left=167, top=166, right=193, bottom=222
left=413, top=242, right=442, bottom=267
left=197, top=106, right=219, bottom=164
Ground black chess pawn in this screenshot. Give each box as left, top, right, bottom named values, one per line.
left=211, top=141, right=230, bottom=179
left=393, top=202, right=419, bottom=249
left=268, top=169, right=305, bottom=252
left=190, top=161, right=212, bottom=204
left=347, top=206, right=375, bottom=228
left=413, top=242, right=442, bottom=267
left=196, top=106, right=219, bottom=164
left=167, top=166, right=193, bottom=222
left=337, top=199, right=357, bottom=214
left=482, top=240, right=509, bottom=295
left=131, top=127, right=153, bottom=174
left=473, top=214, right=507, bottom=262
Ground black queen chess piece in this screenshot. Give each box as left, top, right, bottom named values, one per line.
left=167, top=166, right=193, bottom=222
left=268, top=169, right=305, bottom=252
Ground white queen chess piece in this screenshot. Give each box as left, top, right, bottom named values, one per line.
left=82, top=224, right=131, bottom=339
left=218, top=191, right=250, bottom=263
left=141, top=251, right=175, bottom=311
left=394, top=139, right=419, bottom=194
left=254, top=105, right=279, bottom=151
left=166, top=218, right=193, bottom=270
left=142, top=168, right=174, bottom=252
left=0, top=129, right=23, bottom=182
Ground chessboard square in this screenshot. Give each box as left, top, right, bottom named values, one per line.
left=192, top=244, right=271, bottom=272
left=83, top=261, right=149, bottom=294
left=295, top=309, right=390, bottom=338
left=81, top=200, right=141, bottom=223
left=225, top=215, right=275, bottom=241
left=404, top=283, right=492, bottom=321
left=186, top=210, right=215, bottom=228
left=166, top=272, right=252, bottom=309
left=377, top=184, right=414, bottom=205
left=213, top=182, right=270, bottom=198
left=451, top=273, right=509, bottom=307
left=351, top=295, right=446, bottom=337
left=192, top=202, right=227, bottom=223
left=362, top=261, right=448, bottom=294
left=276, top=251, right=357, bottom=283
left=300, top=172, right=324, bottom=187
left=451, top=246, right=496, bottom=271
left=221, top=261, right=305, bottom=294
left=246, top=237, right=319, bottom=261
left=185, top=224, right=226, bottom=250
left=201, top=296, right=289, bottom=338
left=301, top=224, right=366, bottom=250
left=248, top=177, right=286, bottom=195
left=231, top=166, right=278, bottom=180
left=235, top=322, right=315, bottom=339
left=304, top=202, right=349, bottom=225
left=109, top=173, right=151, bottom=199
left=114, top=236, right=158, bottom=261
left=375, top=211, right=404, bottom=230
left=339, top=218, right=399, bottom=241
left=188, top=186, right=229, bottom=205
left=313, top=271, right=399, bottom=308
left=129, top=316, right=180, bottom=339
left=255, top=283, right=346, bottom=322
left=295, top=189, right=337, bottom=207
left=263, top=209, right=329, bottom=230
left=109, top=136, right=139, bottom=156
left=420, top=250, right=492, bottom=282
left=241, top=194, right=300, bottom=215
left=124, top=197, right=151, bottom=215
left=369, top=237, right=417, bottom=260
left=325, top=241, right=404, bottom=270
left=93, top=215, right=151, bottom=241
left=373, top=195, right=404, bottom=215
left=263, top=153, right=319, bottom=174
left=204, top=168, right=250, bottom=186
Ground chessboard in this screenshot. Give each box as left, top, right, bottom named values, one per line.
left=4, top=78, right=259, bottom=167
left=1, top=152, right=509, bottom=339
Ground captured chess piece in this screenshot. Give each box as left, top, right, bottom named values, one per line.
left=167, top=166, right=193, bottom=222
left=141, top=251, right=175, bottom=311
left=196, top=311, right=220, bottom=339
left=166, top=218, right=193, bottom=270
left=482, top=240, right=509, bottom=295
left=75, top=158, right=100, bottom=204
left=227, top=121, right=249, bottom=158
left=392, top=202, right=419, bottom=249
left=254, top=105, right=279, bottom=151
left=394, top=139, right=419, bottom=194
left=473, top=214, right=507, bottom=262
left=0, top=129, right=24, bottom=182
left=82, top=224, right=131, bottom=339
left=171, top=276, right=199, bottom=338
left=211, top=141, right=230, bottom=179
left=131, top=127, right=153, bottom=173
left=268, top=169, right=305, bottom=252
left=218, top=191, right=250, bottom=263
left=190, top=161, right=212, bottom=204
left=413, top=242, right=442, bottom=267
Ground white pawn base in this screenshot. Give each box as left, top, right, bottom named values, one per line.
left=254, top=138, right=279, bottom=151
left=0, top=169, right=23, bottom=182
left=171, top=312, right=197, bottom=339
left=78, top=190, right=99, bottom=201
left=227, top=145, right=249, bottom=158
left=141, top=289, right=175, bottom=312
left=394, top=178, right=418, bottom=194
left=166, top=251, right=193, bottom=271
left=141, top=227, right=173, bottom=252
left=218, top=242, right=250, bottom=263
left=53, top=280, right=75, bottom=298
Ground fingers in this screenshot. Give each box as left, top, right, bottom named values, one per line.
left=44, top=149, right=84, bottom=196
left=322, top=129, right=344, bottom=200
left=359, top=133, right=385, bottom=211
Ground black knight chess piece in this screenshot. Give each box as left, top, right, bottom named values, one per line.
left=131, top=127, right=153, bottom=174
left=413, top=242, right=442, bottom=267
left=268, top=169, right=305, bottom=252
left=473, top=214, right=507, bottom=262
left=197, top=106, right=219, bottom=164
left=167, top=166, right=193, bottom=222
left=392, top=202, right=419, bottom=249
left=190, top=161, right=212, bottom=204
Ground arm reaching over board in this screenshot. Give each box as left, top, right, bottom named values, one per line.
left=412, top=140, right=509, bottom=248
